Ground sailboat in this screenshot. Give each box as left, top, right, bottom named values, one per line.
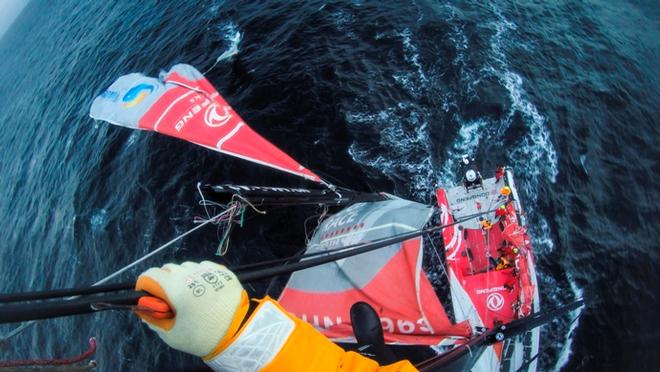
left=0, top=64, right=582, bottom=371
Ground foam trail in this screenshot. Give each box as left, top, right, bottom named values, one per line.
left=392, top=28, right=429, bottom=98
left=347, top=28, right=435, bottom=200
left=204, top=23, right=242, bottom=74
left=343, top=6, right=579, bottom=367
left=438, top=118, right=488, bottom=186
left=215, top=28, right=242, bottom=63
left=346, top=103, right=434, bottom=199
left=486, top=9, right=558, bottom=186
left=485, top=8, right=583, bottom=369
left=554, top=276, right=585, bottom=370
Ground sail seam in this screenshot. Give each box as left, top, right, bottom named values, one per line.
left=216, top=122, right=244, bottom=149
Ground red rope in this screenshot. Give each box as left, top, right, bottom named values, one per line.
left=0, top=337, right=96, bottom=367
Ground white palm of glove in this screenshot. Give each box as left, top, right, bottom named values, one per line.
left=136, top=261, right=245, bottom=357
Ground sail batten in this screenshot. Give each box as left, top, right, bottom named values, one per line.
left=90, top=64, right=321, bottom=183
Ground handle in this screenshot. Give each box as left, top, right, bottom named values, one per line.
left=137, top=296, right=174, bottom=319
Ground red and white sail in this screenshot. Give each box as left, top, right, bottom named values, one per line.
left=278, top=198, right=471, bottom=345
left=90, top=64, right=321, bottom=183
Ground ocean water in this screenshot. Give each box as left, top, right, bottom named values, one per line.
left=0, top=0, right=658, bottom=371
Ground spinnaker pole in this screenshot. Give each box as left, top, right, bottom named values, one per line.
left=0, top=206, right=501, bottom=323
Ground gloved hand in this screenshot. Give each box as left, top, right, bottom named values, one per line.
left=135, top=261, right=246, bottom=358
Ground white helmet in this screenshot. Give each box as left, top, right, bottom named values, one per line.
left=466, top=169, right=477, bottom=182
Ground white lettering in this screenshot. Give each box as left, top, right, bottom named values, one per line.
left=476, top=286, right=505, bottom=295
left=175, top=111, right=195, bottom=132
left=322, top=211, right=359, bottom=233
left=380, top=317, right=394, bottom=333
left=397, top=319, right=415, bottom=334
left=417, top=318, right=432, bottom=333
left=322, top=316, right=342, bottom=329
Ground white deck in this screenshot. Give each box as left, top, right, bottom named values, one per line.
left=444, top=176, right=507, bottom=229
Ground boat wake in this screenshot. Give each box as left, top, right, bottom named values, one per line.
left=343, top=3, right=582, bottom=369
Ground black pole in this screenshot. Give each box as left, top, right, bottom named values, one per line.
left=0, top=224, right=443, bottom=324
left=1, top=206, right=493, bottom=304
left=415, top=300, right=585, bottom=371
left=201, top=184, right=388, bottom=207
left=0, top=292, right=145, bottom=323
left=0, top=207, right=502, bottom=324
left=0, top=282, right=133, bottom=303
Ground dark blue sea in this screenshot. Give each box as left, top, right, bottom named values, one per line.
left=0, top=1, right=658, bottom=371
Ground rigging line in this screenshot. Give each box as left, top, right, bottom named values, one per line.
left=231, top=194, right=267, bottom=215
left=1, top=206, right=505, bottom=305
left=232, top=206, right=503, bottom=272
left=427, top=231, right=467, bottom=325
left=304, top=204, right=329, bottom=246
left=485, top=227, right=491, bottom=329
left=197, top=182, right=212, bottom=220
left=0, top=210, right=229, bottom=342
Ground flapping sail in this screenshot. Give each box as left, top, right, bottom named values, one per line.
left=278, top=198, right=471, bottom=345
left=90, top=64, right=321, bottom=183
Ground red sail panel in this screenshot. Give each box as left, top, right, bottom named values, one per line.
left=141, top=68, right=320, bottom=182
left=279, top=239, right=471, bottom=345
left=90, top=64, right=321, bottom=183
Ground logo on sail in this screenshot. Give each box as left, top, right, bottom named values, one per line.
left=204, top=104, right=232, bottom=127
left=486, top=292, right=504, bottom=311
left=122, top=83, right=154, bottom=108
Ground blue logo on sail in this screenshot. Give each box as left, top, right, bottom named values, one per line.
left=122, top=83, right=154, bottom=108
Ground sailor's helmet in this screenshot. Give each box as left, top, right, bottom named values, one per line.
left=466, top=169, right=477, bottom=182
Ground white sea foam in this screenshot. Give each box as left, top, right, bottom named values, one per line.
left=437, top=118, right=488, bottom=185
left=486, top=9, right=558, bottom=188
left=215, top=22, right=242, bottom=63
left=90, top=208, right=108, bottom=230
left=202, top=22, right=242, bottom=74
left=554, top=276, right=585, bottom=371
left=346, top=103, right=434, bottom=200
left=400, top=28, right=429, bottom=90
left=346, top=7, right=580, bottom=368
left=125, top=132, right=138, bottom=147
left=330, top=9, right=357, bottom=39
left=486, top=9, right=583, bottom=369
left=345, top=28, right=437, bottom=200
